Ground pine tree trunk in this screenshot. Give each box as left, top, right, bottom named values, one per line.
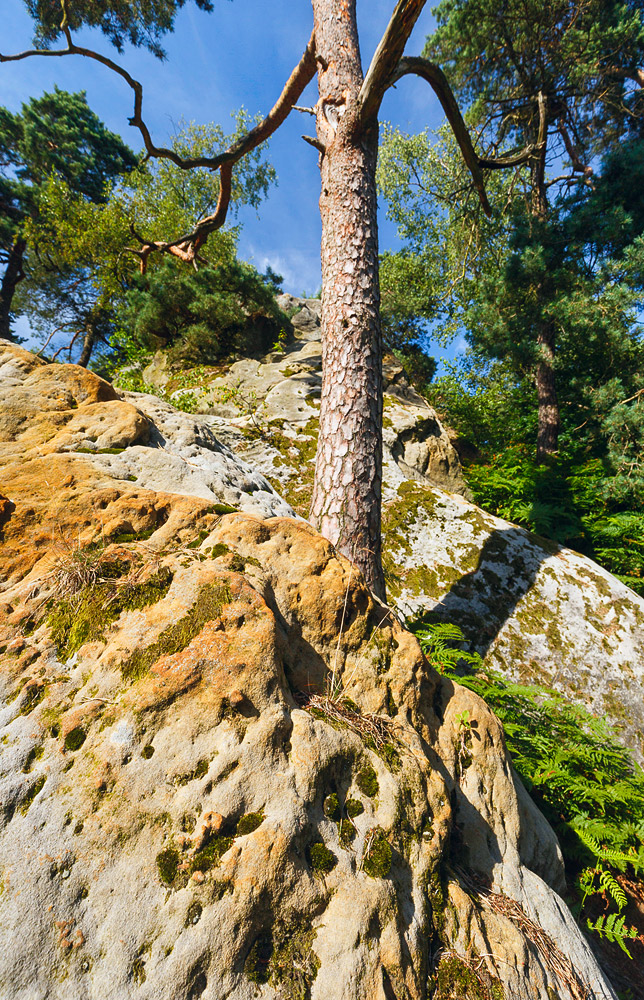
left=309, top=0, right=386, bottom=600
left=0, top=238, right=26, bottom=341
left=535, top=326, right=560, bottom=460
left=78, top=322, right=97, bottom=368
left=531, top=143, right=560, bottom=460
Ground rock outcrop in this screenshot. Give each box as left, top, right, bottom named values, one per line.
left=0, top=339, right=626, bottom=998
left=141, top=295, right=467, bottom=515
left=134, top=293, right=644, bottom=759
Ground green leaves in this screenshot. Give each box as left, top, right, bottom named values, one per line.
left=409, top=616, right=644, bottom=958
left=25, top=0, right=214, bottom=58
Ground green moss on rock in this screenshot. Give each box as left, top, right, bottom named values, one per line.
left=121, top=581, right=232, bottom=681
left=308, top=843, right=337, bottom=877
left=48, top=566, right=174, bottom=662
left=156, top=847, right=180, bottom=885
left=236, top=811, right=264, bottom=836
left=363, top=830, right=392, bottom=879
left=356, top=763, right=379, bottom=798
left=64, top=727, right=87, bottom=752
left=432, top=952, right=504, bottom=1000
left=20, top=775, right=46, bottom=815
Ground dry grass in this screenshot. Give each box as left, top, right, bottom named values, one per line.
left=455, top=866, right=592, bottom=1000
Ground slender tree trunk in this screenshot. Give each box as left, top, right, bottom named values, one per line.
left=535, top=325, right=560, bottom=459
left=78, top=322, right=97, bottom=368
left=0, top=238, right=26, bottom=341
left=309, top=0, right=386, bottom=600
left=530, top=136, right=560, bottom=459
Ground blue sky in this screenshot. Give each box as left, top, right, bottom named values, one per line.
left=2, top=2, right=464, bottom=363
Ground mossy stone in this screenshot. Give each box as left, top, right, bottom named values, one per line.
left=356, top=763, right=379, bottom=798
left=141, top=745, right=155, bottom=759
left=20, top=776, right=46, bottom=815
left=363, top=830, right=392, bottom=879
left=156, top=847, right=180, bottom=885
left=64, top=727, right=86, bottom=752
left=236, top=811, right=264, bottom=836
left=308, top=843, right=337, bottom=877
left=323, top=793, right=341, bottom=822
left=345, top=798, right=364, bottom=819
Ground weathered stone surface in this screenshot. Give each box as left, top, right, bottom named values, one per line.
left=0, top=504, right=617, bottom=999
left=0, top=339, right=295, bottom=529
left=383, top=482, right=644, bottom=760
left=145, top=297, right=467, bottom=513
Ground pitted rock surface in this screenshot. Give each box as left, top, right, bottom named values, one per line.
left=141, top=297, right=466, bottom=514
left=0, top=339, right=295, bottom=528
left=0, top=498, right=616, bottom=999
left=383, top=483, right=644, bottom=760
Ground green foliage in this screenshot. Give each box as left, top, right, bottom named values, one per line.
left=586, top=913, right=638, bottom=958
left=26, top=0, right=214, bottom=58
left=463, top=448, right=644, bottom=594
left=21, top=115, right=275, bottom=367
left=412, top=620, right=644, bottom=956
left=113, top=255, right=284, bottom=367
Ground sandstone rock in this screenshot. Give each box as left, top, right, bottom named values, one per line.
left=146, top=297, right=466, bottom=513
left=383, top=482, right=644, bottom=761
left=0, top=490, right=617, bottom=998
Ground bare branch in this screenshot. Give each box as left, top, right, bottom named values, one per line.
left=1, top=10, right=316, bottom=263
left=390, top=57, right=491, bottom=215
left=478, top=91, right=547, bottom=169
left=358, top=0, right=427, bottom=121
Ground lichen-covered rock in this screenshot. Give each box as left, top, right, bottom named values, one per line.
left=143, top=296, right=466, bottom=514
left=0, top=488, right=616, bottom=998
left=0, top=338, right=294, bottom=526
left=383, top=482, right=644, bottom=760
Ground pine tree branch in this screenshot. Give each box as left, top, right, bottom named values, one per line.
left=389, top=56, right=491, bottom=215
left=1, top=2, right=316, bottom=264
left=478, top=92, right=547, bottom=169
left=358, top=0, right=427, bottom=121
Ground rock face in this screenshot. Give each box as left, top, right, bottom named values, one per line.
left=0, top=342, right=624, bottom=998
left=141, top=295, right=466, bottom=515
left=135, top=296, right=644, bottom=761
left=382, top=483, right=644, bottom=761
left=0, top=504, right=615, bottom=1000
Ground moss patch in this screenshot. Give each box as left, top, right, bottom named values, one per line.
left=120, top=581, right=232, bottom=681
left=48, top=566, right=174, bottom=662
left=431, top=952, right=504, bottom=1000
left=245, top=923, right=321, bottom=999
left=20, top=775, right=46, bottom=815
left=189, top=836, right=233, bottom=876
left=22, top=745, right=44, bottom=773
left=356, top=763, right=379, bottom=798
left=307, top=843, right=337, bottom=877
left=156, top=847, right=180, bottom=885
left=363, top=829, right=392, bottom=879
left=64, top=727, right=86, bottom=752
left=236, top=811, right=264, bottom=835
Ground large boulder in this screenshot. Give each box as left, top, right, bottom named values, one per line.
left=382, top=482, right=644, bottom=761
left=0, top=344, right=620, bottom=999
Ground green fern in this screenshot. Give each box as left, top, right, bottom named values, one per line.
left=586, top=913, right=638, bottom=958
left=407, top=616, right=644, bottom=959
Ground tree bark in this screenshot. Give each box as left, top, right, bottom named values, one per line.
left=0, top=238, right=26, bottom=341
left=530, top=112, right=560, bottom=460
left=77, top=321, right=97, bottom=368
left=308, top=0, right=386, bottom=600
left=535, top=325, right=560, bottom=460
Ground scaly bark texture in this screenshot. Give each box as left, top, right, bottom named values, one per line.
left=0, top=238, right=26, bottom=341
left=309, top=0, right=386, bottom=600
